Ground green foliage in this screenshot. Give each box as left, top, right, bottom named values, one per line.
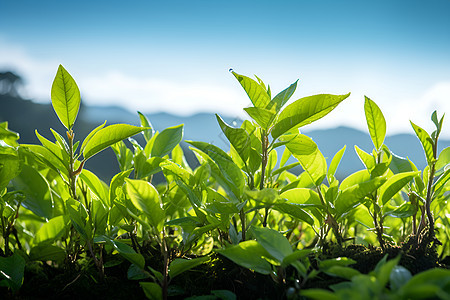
left=0, top=66, right=448, bottom=299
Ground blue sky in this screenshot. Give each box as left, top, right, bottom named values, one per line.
left=1, top=0, right=449, bottom=137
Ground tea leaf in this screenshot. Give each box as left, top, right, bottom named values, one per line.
left=125, top=179, right=165, bottom=230
left=328, top=145, right=346, bottom=184
left=35, top=215, right=69, bottom=244
left=436, top=147, right=450, bottom=171
left=168, top=256, right=209, bottom=278
left=51, top=65, right=80, bottom=130
left=216, top=240, right=273, bottom=275
left=231, top=71, right=271, bottom=108
left=252, top=226, right=293, bottom=262
left=243, top=107, right=276, bottom=130
left=83, top=124, right=147, bottom=160
left=379, top=171, right=419, bottom=205
left=364, top=97, right=386, bottom=151
left=410, top=121, right=434, bottom=164
left=266, top=79, right=298, bottom=112
left=216, top=114, right=250, bottom=162
left=79, top=169, right=108, bottom=206
left=271, top=93, right=350, bottom=140
left=12, top=164, right=53, bottom=219
left=140, top=282, right=162, bottom=300
left=0, top=253, right=25, bottom=292
left=282, top=134, right=326, bottom=186
left=151, top=124, right=183, bottom=158
left=138, top=111, right=154, bottom=142
left=80, top=121, right=106, bottom=155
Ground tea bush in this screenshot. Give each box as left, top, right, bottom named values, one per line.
left=0, top=65, right=449, bottom=299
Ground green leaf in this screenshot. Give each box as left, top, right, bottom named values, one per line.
left=436, top=147, right=450, bottom=171
left=109, top=169, right=133, bottom=205
left=29, top=244, right=66, bottom=263
left=22, top=144, right=69, bottom=177
left=11, top=164, right=53, bottom=219
left=301, top=289, right=340, bottom=300
left=151, top=124, right=183, bottom=158
left=188, top=141, right=244, bottom=199
left=35, top=130, right=69, bottom=167
left=379, top=171, right=419, bottom=205
left=400, top=268, right=450, bottom=299
left=109, top=239, right=145, bottom=270
left=354, top=145, right=375, bottom=171
left=282, top=134, right=326, bottom=186
left=80, top=121, right=106, bottom=155
left=266, top=80, right=298, bottom=112
left=388, top=202, right=415, bottom=218
left=243, top=107, right=276, bottom=130
left=79, top=169, right=109, bottom=207
left=0, top=122, right=19, bottom=146
left=274, top=202, right=315, bottom=225
left=231, top=71, right=271, bottom=108
left=138, top=111, right=154, bottom=142
left=216, top=240, right=272, bottom=275
left=0, top=253, right=25, bottom=292
left=50, top=65, right=80, bottom=130
left=140, top=282, right=162, bottom=300
left=335, top=176, right=386, bottom=216
left=252, top=227, right=292, bottom=263
left=271, top=93, right=350, bottom=140
left=0, top=148, right=21, bottom=191
left=410, top=121, right=435, bottom=165
left=280, top=188, right=322, bottom=207
left=83, top=124, right=147, bottom=160
left=216, top=114, right=250, bottom=162
left=433, top=168, right=450, bottom=196
left=35, top=215, right=69, bottom=244
left=168, top=256, right=209, bottom=278
left=327, top=145, right=346, bottom=183
left=364, top=97, right=386, bottom=151
left=125, top=179, right=164, bottom=229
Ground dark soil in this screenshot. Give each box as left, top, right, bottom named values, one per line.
left=1, top=232, right=447, bottom=300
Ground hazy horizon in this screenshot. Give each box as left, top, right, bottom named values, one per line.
left=1, top=0, right=449, bottom=137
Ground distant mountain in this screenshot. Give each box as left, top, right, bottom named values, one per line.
left=1, top=93, right=449, bottom=184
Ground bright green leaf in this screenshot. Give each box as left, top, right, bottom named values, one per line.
left=125, top=179, right=164, bottom=229
left=50, top=65, right=80, bottom=130
left=252, top=226, right=292, bottom=263
left=364, top=97, right=386, bottom=151
left=83, top=124, right=147, bottom=159
left=272, top=93, right=350, bottom=140
left=410, top=121, right=434, bottom=165
left=151, top=124, right=183, bottom=158
left=216, top=114, right=249, bottom=162
left=231, top=71, right=271, bottom=108
left=379, top=171, right=419, bottom=205
left=216, top=240, right=273, bottom=275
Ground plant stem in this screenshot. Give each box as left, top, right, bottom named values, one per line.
left=161, top=233, right=169, bottom=300
left=259, top=132, right=269, bottom=190
left=240, top=209, right=246, bottom=241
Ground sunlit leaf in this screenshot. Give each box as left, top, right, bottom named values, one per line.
left=379, top=171, right=419, bottom=205
left=216, top=240, right=273, bottom=274
left=50, top=65, right=80, bottom=130
left=83, top=124, right=147, bottom=159
left=151, top=124, right=183, bottom=158
left=216, top=114, right=250, bottom=162
left=231, top=70, right=271, bottom=108
left=272, top=93, right=350, bottom=140
left=364, top=97, right=386, bottom=151
left=410, top=121, right=434, bottom=165
left=125, top=179, right=164, bottom=229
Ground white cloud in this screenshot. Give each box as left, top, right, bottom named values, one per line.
left=0, top=37, right=57, bottom=100
left=79, top=71, right=248, bottom=118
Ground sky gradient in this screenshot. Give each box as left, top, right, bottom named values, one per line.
left=1, top=0, right=449, bottom=137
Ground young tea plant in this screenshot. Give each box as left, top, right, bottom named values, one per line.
left=19, top=65, right=148, bottom=278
